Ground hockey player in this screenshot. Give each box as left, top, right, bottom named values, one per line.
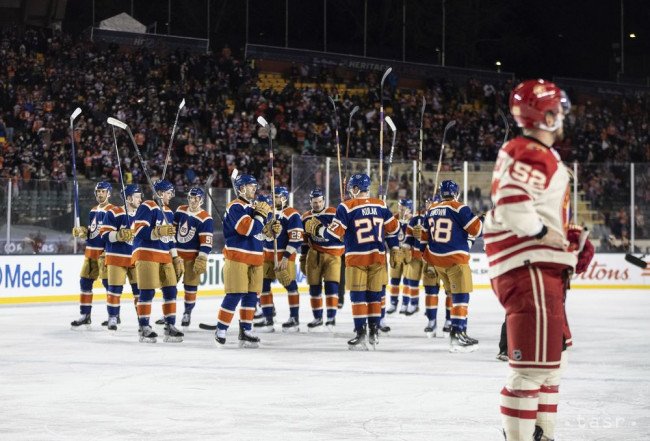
left=174, top=187, right=214, bottom=327
left=215, top=174, right=273, bottom=348
left=256, top=186, right=304, bottom=333
left=132, top=179, right=184, bottom=343
left=484, top=79, right=577, bottom=441
left=99, top=184, right=142, bottom=331
left=70, top=181, right=112, bottom=328
left=300, top=188, right=344, bottom=330
left=305, top=174, right=400, bottom=350
left=386, top=199, right=414, bottom=314
left=421, top=180, right=482, bottom=352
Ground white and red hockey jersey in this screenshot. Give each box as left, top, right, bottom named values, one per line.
left=484, top=136, right=577, bottom=277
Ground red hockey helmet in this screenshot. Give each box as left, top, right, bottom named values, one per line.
left=509, top=79, right=570, bottom=131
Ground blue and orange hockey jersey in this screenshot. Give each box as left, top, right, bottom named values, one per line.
left=422, top=200, right=482, bottom=267
left=325, top=197, right=399, bottom=266
left=84, top=203, right=112, bottom=260
left=99, top=205, right=134, bottom=267
left=174, top=205, right=214, bottom=261
left=301, top=207, right=344, bottom=257
left=264, top=207, right=304, bottom=262
left=223, top=198, right=265, bottom=266
left=132, top=200, right=176, bottom=264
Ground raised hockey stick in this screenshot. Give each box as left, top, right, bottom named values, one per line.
left=378, top=67, right=392, bottom=198
left=107, top=117, right=170, bottom=225
left=433, top=120, right=456, bottom=194
left=343, top=105, right=360, bottom=193
left=328, top=96, right=344, bottom=202
left=497, top=108, right=510, bottom=145
left=257, top=116, right=279, bottom=267
left=161, top=98, right=186, bottom=181
left=203, top=173, right=225, bottom=223
left=110, top=125, right=131, bottom=227
left=69, top=107, right=82, bottom=229
left=415, top=97, right=426, bottom=214
left=625, top=253, right=648, bottom=269
left=383, top=116, right=397, bottom=201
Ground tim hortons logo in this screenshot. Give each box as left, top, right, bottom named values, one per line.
left=573, top=261, right=629, bottom=281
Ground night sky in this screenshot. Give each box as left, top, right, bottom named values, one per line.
left=64, top=0, right=650, bottom=82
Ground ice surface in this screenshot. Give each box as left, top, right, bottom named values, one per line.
left=1, top=290, right=649, bottom=441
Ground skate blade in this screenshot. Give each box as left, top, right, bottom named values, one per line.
left=139, top=337, right=157, bottom=343
left=256, top=326, right=275, bottom=333
left=70, top=324, right=91, bottom=331
left=238, top=341, right=259, bottom=349
left=163, top=336, right=183, bottom=343
left=496, top=355, right=509, bottom=362
left=348, top=343, right=368, bottom=351
left=449, top=344, right=479, bottom=353
left=426, top=331, right=436, bottom=339
left=282, top=327, right=300, bottom=333
left=307, top=325, right=324, bottom=333
left=326, top=325, right=336, bottom=333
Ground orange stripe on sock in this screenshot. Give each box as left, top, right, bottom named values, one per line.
left=325, top=295, right=338, bottom=309
left=218, top=309, right=234, bottom=324
left=260, top=292, right=273, bottom=307
left=162, top=302, right=176, bottom=316
left=137, top=303, right=152, bottom=318
left=107, top=294, right=121, bottom=306
left=351, top=303, right=368, bottom=317
left=288, top=293, right=300, bottom=307
left=310, top=297, right=323, bottom=310
left=425, top=294, right=439, bottom=307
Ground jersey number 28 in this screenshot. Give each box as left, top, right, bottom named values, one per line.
left=428, top=218, right=453, bottom=243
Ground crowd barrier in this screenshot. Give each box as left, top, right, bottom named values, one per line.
left=0, top=254, right=647, bottom=305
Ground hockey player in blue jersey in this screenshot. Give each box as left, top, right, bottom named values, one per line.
left=386, top=198, right=414, bottom=315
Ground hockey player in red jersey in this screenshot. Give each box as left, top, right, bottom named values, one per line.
left=70, top=181, right=113, bottom=328
left=305, top=173, right=400, bottom=350
left=99, top=184, right=142, bottom=331
left=132, top=180, right=184, bottom=343
left=300, top=188, right=344, bottom=330
left=173, top=187, right=214, bottom=327
left=484, top=79, right=576, bottom=441
left=215, top=174, right=273, bottom=348
left=420, top=180, right=482, bottom=352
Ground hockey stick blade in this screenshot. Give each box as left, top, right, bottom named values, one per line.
left=381, top=67, right=392, bottom=86
left=385, top=115, right=396, bottom=132
left=179, top=98, right=186, bottom=109
left=625, top=253, right=648, bottom=269
left=350, top=105, right=360, bottom=118
left=107, top=117, right=127, bottom=130
left=70, top=107, right=82, bottom=123
left=198, top=323, right=218, bottom=331
left=257, top=116, right=269, bottom=127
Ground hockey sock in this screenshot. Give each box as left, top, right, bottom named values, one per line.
left=324, top=281, right=339, bottom=319
left=239, top=292, right=257, bottom=331
left=161, top=286, right=178, bottom=325
left=102, top=278, right=109, bottom=290
left=217, top=293, right=243, bottom=331
left=389, top=277, right=400, bottom=305
left=349, top=290, right=368, bottom=331
left=137, top=289, right=155, bottom=327
left=536, top=352, right=566, bottom=439
left=407, top=278, right=420, bottom=306
left=106, top=285, right=123, bottom=317
left=424, top=284, right=440, bottom=321
left=445, top=294, right=452, bottom=321
left=261, top=278, right=274, bottom=320
left=380, top=285, right=386, bottom=318
left=309, top=284, right=323, bottom=319
left=79, top=277, right=94, bottom=315
left=131, top=283, right=140, bottom=312
left=367, top=291, right=382, bottom=326
left=286, top=280, right=299, bottom=319
left=451, top=293, right=469, bottom=331
left=183, top=284, right=198, bottom=314
left=401, top=280, right=411, bottom=306
left=501, top=386, right=540, bottom=440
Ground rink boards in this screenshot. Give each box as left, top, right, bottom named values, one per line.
left=0, top=253, right=647, bottom=304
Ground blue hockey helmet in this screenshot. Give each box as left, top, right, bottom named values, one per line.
left=188, top=187, right=205, bottom=200
left=154, top=179, right=174, bottom=193
left=347, top=173, right=371, bottom=192
left=309, top=188, right=324, bottom=199
left=439, top=180, right=459, bottom=199
left=95, top=181, right=112, bottom=192
left=256, top=194, right=272, bottom=205
left=398, top=198, right=413, bottom=211
left=234, top=174, right=257, bottom=192
left=124, top=184, right=142, bottom=197
left=274, top=186, right=289, bottom=200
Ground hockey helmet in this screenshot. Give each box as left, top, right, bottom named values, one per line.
left=439, top=180, right=459, bottom=200
left=398, top=198, right=413, bottom=211
left=274, top=186, right=290, bottom=200
left=509, top=79, right=570, bottom=131
left=124, top=184, right=142, bottom=197
left=234, top=174, right=257, bottom=192
left=347, top=174, right=371, bottom=192
left=188, top=187, right=205, bottom=200
left=256, top=194, right=272, bottom=205
left=95, top=181, right=112, bottom=192
left=154, top=179, right=174, bottom=194
left=309, top=188, right=324, bottom=199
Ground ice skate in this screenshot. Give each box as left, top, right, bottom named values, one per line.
left=281, top=317, right=300, bottom=333
left=238, top=327, right=260, bottom=348
left=155, top=317, right=165, bottom=325
left=181, top=312, right=191, bottom=327
left=347, top=326, right=368, bottom=351
left=325, top=318, right=336, bottom=331
left=496, top=351, right=509, bottom=362
left=398, top=304, right=407, bottom=314
left=449, top=329, right=479, bottom=353
left=378, top=318, right=391, bottom=334
left=254, top=318, right=275, bottom=333
left=405, top=304, right=419, bottom=316
left=307, top=317, right=323, bottom=331
left=386, top=303, right=398, bottom=314
left=424, top=319, right=437, bottom=338
left=163, top=323, right=184, bottom=342
left=368, top=324, right=379, bottom=350
left=107, top=316, right=118, bottom=332
left=215, top=329, right=227, bottom=346
left=139, top=326, right=157, bottom=343
left=101, top=316, right=121, bottom=327
left=442, top=319, right=452, bottom=337
left=70, top=314, right=91, bottom=329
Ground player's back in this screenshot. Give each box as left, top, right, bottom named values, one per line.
left=424, top=200, right=480, bottom=267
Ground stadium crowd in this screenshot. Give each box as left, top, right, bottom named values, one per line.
left=1, top=28, right=649, bottom=245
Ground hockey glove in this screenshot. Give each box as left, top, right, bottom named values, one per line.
left=304, top=218, right=322, bottom=237
left=299, top=253, right=307, bottom=276
left=402, top=247, right=413, bottom=264
left=153, top=224, right=176, bottom=239
left=262, top=221, right=274, bottom=239
left=389, top=248, right=405, bottom=267
left=254, top=201, right=272, bottom=219
left=116, top=228, right=133, bottom=242
left=271, top=220, right=282, bottom=235
left=411, top=224, right=424, bottom=241
left=193, top=255, right=208, bottom=274
left=276, top=268, right=292, bottom=287
left=72, top=226, right=88, bottom=238
left=173, top=256, right=184, bottom=279
left=425, top=263, right=437, bottom=277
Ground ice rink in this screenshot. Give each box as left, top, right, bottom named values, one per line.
left=1, top=289, right=649, bottom=441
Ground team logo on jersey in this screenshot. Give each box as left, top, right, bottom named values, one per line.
left=176, top=220, right=196, bottom=243
left=398, top=230, right=405, bottom=243
left=88, top=218, right=100, bottom=239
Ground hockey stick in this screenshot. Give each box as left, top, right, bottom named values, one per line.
left=69, top=107, right=82, bottom=229
left=433, top=120, right=457, bottom=194
left=257, top=116, right=279, bottom=267
left=378, top=67, right=392, bottom=198
left=328, top=96, right=344, bottom=202
left=107, top=117, right=170, bottom=225
left=203, top=173, right=225, bottom=224
left=383, top=116, right=397, bottom=200
left=198, top=322, right=218, bottom=330
left=161, top=98, right=186, bottom=181
left=625, top=253, right=648, bottom=269
left=416, top=97, right=426, bottom=214
left=110, top=125, right=131, bottom=227
left=497, top=108, right=510, bottom=145
left=342, top=105, right=360, bottom=194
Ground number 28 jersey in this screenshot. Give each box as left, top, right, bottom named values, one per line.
left=423, top=200, right=482, bottom=268
left=325, top=197, right=399, bottom=266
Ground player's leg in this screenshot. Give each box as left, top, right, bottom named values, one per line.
left=443, top=264, right=477, bottom=352
left=366, top=263, right=385, bottom=348
left=216, top=259, right=247, bottom=345
left=161, top=262, right=183, bottom=342
left=347, top=265, right=369, bottom=350
left=72, top=257, right=100, bottom=327
left=387, top=261, right=401, bottom=314
left=237, top=264, right=263, bottom=347
left=181, top=259, right=200, bottom=327
left=105, top=265, right=127, bottom=331
left=323, top=253, right=341, bottom=327
left=256, top=277, right=275, bottom=332
left=422, top=263, right=440, bottom=337
left=135, top=261, right=159, bottom=342
left=306, top=251, right=324, bottom=328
